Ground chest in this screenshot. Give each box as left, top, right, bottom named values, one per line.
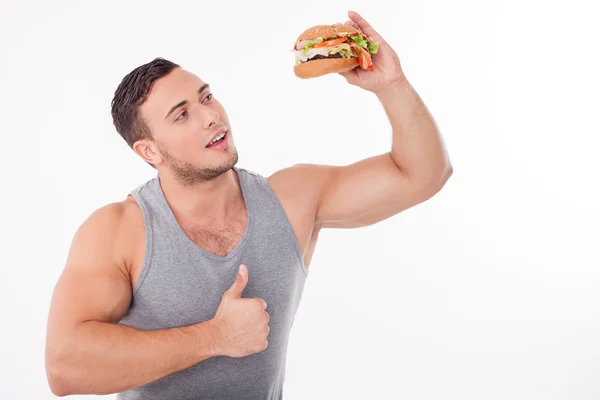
left=181, top=217, right=247, bottom=258
left=125, top=222, right=307, bottom=330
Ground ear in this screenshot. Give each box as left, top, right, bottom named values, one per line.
left=133, top=139, right=163, bottom=167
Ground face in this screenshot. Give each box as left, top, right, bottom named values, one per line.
left=135, top=68, right=238, bottom=184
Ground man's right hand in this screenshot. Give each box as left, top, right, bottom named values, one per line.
left=211, top=264, right=271, bottom=358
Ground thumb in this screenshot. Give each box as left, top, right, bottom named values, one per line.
left=225, top=264, right=248, bottom=298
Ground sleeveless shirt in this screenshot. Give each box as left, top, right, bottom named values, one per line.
left=116, top=166, right=308, bottom=399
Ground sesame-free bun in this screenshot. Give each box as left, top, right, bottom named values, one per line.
left=294, top=57, right=359, bottom=79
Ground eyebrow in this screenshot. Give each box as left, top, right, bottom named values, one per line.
left=164, top=83, right=210, bottom=119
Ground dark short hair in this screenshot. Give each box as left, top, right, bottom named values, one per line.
left=111, top=57, right=180, bottom=149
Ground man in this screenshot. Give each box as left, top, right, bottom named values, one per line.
left=45, top=11, right=452, bottom=399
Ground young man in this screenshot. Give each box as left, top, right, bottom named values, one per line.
left=45, top=11, right=452, bottom=399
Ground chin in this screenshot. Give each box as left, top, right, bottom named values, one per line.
left=162, top=148, right=239, bottom=185
left=205, top=149, right=239, bottom=176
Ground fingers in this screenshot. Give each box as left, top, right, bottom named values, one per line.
left=338, top=69, right=359, bottom=85
left=344, top=20, right=366, bottom=39
left=344, top=20, right=360, bottom=31
left=347, top=10, right=383, bottom=42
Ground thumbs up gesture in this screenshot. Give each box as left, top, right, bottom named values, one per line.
left=211, top=264, right=270, bottom=358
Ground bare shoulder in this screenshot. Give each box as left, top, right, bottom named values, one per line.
left=46, top=197, right=145, bottom=333
left=266, top=163, right=334, bottom=210
left=68, top=196, right=144, bottom=279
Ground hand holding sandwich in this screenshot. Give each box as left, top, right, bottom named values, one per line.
left=338, top=11, right=406, bottom=93
left=293, top=11, right=406, bottom=94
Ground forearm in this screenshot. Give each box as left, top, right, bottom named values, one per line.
left=47, top=319, right=221, bottom=396
left=376, top=78, right=452, bottom=185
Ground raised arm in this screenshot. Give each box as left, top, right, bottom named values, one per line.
left=272, top=11, right=452, bottom=230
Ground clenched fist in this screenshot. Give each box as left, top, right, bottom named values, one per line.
left=211, top=264, right=270, bottom=358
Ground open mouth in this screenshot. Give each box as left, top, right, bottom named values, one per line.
left=206, top=131, right=227, bottom=148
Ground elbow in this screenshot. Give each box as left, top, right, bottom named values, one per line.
left=440, top=163, right=453, bottom=186
left=417, top=163, right=453, bottom=198
left=432, top=164, right=453, bottom=195
left=46, top=362, right=73, bottom=397
left=46, top=344, right=78, bottom=397
left=435, top=160, right=453, bottom=187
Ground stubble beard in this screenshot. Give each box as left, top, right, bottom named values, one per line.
left=160, top=146, right=239, bottom=187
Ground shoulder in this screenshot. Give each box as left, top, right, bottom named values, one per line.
left=237, top=164, right=331, bottom=204
left=267, top=163, right=334, bottom=197
left=70, top=196, right=145, bottom=277
left=266, top=163, right=336, bottom=224
left=78, top=196, right=142, bottom=237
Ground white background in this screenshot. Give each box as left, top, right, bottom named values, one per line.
left=1, top=0, right=599, bottom=398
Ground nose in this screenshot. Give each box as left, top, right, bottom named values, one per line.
left=201, top=105, right=220, bottom=130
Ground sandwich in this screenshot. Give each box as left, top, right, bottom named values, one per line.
left=293, top=23, right=379, bottom=79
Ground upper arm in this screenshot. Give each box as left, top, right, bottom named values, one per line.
left=46, top=203, right=133, bottom=349
left=299, top=152, right=450, bottom=229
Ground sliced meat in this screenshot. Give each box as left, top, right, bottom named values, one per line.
left=304, top=53, right=344, bottom=63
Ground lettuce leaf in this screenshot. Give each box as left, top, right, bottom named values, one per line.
left=328, top=43, right=354, bottom=58
left=340, top=48, right=354, bottom=58
left=348, top=34, right=368, bottom=49
left=368, top=41, right=379, bottom=54
left=299, top=38, right=325, bottom=55
left=347, top=34, right=379, bottom=54
left=302, top=42, right=315, bottom=56
left=298, top=35, right=377, bottom=58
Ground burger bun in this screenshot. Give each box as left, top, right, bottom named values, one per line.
left=294, top=57, right=359, bottom=79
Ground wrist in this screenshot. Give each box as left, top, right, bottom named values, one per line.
left=374, top=76, right=410, bottom=100
left=197, top=319, right=225, bottom=358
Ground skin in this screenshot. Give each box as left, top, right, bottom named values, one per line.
left=45, top=11, right=453, bottom=396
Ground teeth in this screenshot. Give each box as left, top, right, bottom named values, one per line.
left=209, top=132, right=226, bottom=145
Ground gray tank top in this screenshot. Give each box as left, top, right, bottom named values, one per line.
left=117, top=166, right=308, bottom=400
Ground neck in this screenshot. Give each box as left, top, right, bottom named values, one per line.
left=158, top=168, right=244, bottom=225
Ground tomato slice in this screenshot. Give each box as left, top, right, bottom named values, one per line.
left=312, top=37, right=348, bottom=48
left=361, top=49, right=374, bottom=71
left=350, top=42, right=374, bottom=71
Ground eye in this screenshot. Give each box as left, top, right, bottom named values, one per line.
left=175, top=110, right=187, bottom=121
left=203, top=93, right=214, bottom=102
